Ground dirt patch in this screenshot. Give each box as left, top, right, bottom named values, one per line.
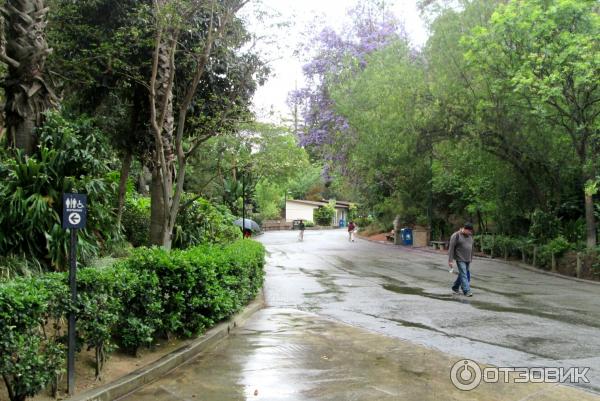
left=366, top=233, right=390, bottom=242
left=0, top=338, right=190, bottom=401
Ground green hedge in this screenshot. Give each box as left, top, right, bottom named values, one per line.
left=0, top=240, right=265, bottom=401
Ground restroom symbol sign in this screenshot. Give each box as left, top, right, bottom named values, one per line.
left=62, top=193, right=87, bottom=229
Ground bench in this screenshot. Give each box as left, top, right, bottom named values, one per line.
left=430, top=241, right=448, bottom=250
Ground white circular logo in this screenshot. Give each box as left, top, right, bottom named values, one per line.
left=68, top=212, right=81, bottom=225
left=450, top=359, right=482, bottom=391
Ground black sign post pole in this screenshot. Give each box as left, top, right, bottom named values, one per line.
left=62, top=193, right=87, bottom=396
left=68, top=228, right=77, bottom=395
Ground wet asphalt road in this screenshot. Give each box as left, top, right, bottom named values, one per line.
left=261, top=229, right=600, bottom=393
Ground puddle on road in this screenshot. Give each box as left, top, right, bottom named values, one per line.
left=382, top=283, right=455, bottom=301
left=298, top=268, right=346, bottom=302
left=364, top=313, right=555, bottom=359
left=381, top=283, right=600, bottom=329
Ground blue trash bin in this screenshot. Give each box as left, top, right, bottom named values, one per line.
left=401, top=228, right=413, bottom=246
left=339, top=219, right=345, bottom=228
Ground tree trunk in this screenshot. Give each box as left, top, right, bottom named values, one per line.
left=150, top=168, right=172, bottom=249
left=1, top=0, right=56, bottom=154
left=585, top=192, right=597, bottom=249
left=3, top=374, right=15, bottom=401
left=148, top=8, right=176, bottom=249
left=116, top=152, right=132, bottom=227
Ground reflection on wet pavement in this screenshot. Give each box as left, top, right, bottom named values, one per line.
left=124, top=308, right=599, bottom=401
left=123, top=230, right=600, bottom=400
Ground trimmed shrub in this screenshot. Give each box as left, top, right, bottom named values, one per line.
left=117, top=240, right=265, bottom=344
left=0, top=277, right=66, bottom=401
left=0, top=239, right=265, bottom=399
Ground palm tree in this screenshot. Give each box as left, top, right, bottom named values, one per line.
left=1, top=0, right=57, bottom=154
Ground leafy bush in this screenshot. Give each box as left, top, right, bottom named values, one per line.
left=476, top=234, right=528, bottom=258
left=173, top=195, right=241, bottom=248
left=561, top=217, right=586, bottom=243
left=537, top=235, right=572, bottom=268
left=0, top=112, right=120, bottom=270
left=122, top=194, right=241, bottom=249
left=0, top=256, right=44, bottom=281
left=528, top=209, right=561, bottom=243
left=112, top=264, right=161, bottom=355
left=304, top=220, right=315, bottom=227
left=121, top=196, right=151, bottom=247
left=76, top=267, right=125, bottom=378
left=348, top=203, right=358, bottom=221
left=117, top=240, right=265, bottom=344
left=0, top=277, right=66, bottom=401
left=0, top=239, right=265, bottom=398
left=314, top=203, right=335, bottom=226
left=355, top=215, right=374, bottom=228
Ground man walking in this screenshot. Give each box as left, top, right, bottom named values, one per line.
left=348, top=221, right=356, bottom=242
left=448, top=222, right=475, bottom=297
left=298, top=220, right=305, bottom=242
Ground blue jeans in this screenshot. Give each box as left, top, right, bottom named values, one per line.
left=452, top=261, right=471, bottom=294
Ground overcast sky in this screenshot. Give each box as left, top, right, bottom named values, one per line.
left=242, top=0, right=429, bottom=124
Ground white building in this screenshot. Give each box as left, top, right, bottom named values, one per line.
left=285, top=200, right=351, bottom=226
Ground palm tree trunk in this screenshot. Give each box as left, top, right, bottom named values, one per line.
left=1, top=0, right=57, bottom=154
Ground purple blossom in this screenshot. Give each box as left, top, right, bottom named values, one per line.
left=288, top=4, right=405, bottom=157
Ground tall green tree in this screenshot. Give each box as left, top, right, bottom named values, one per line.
left=148, top=0, right=263, bottom=249
left=465, top=0, right=600, bottom=247
left=331, top=40, right=432, bottom=224
left=48, top=0, right=155, bottom=225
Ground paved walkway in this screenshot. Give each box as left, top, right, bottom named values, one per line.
left=123, top=230, right=600, bottom=400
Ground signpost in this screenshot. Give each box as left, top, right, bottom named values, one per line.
left=62, top=193, right=87, bottom=395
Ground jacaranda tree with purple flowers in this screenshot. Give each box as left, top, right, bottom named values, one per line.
left=289, top=2, right=406, bottom=178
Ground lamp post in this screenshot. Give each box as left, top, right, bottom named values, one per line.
left=242, top=172, right=246, bottom=233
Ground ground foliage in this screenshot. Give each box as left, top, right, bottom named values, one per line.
left=0, top=239, right=265, bottom=401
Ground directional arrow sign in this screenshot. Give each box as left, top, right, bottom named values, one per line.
left=62, top=193, right=87, bottom=229
left=68, top=212, right=81, bottom=226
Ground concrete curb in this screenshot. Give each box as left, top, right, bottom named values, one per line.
left=69, top=290, right=265, bottom=401
left=357, top=235, right=600, bottom=286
